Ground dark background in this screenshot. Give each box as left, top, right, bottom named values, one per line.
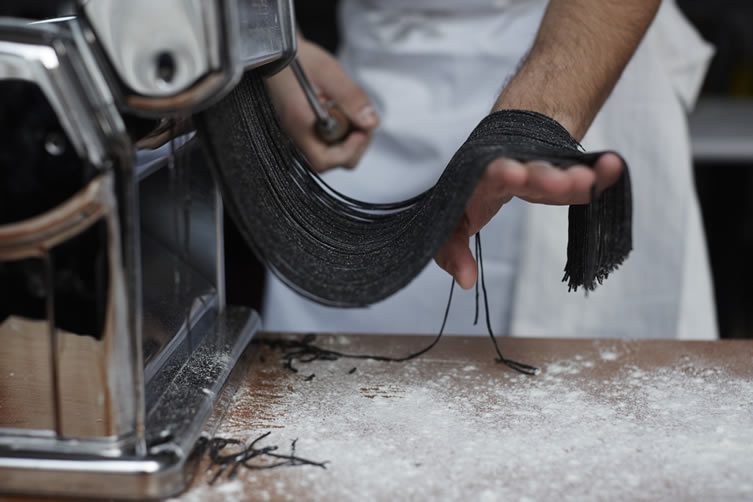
left=678, top=0, right=753, bottom=339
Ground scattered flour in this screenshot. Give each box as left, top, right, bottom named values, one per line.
left=170, top=479, right=245, bottom=502
left=599, top=349, right=620, bottom=361
left=180, top=351, right=753, bottom=502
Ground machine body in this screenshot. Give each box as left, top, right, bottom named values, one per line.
left=0, top=1, right=295, bottom=498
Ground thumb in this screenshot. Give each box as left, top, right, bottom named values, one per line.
left=318, top=66, right=379, bottom=131
left=435, top=217, right=478, bottom=289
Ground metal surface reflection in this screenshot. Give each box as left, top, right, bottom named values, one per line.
left=0, top=1, right=289, bottom=496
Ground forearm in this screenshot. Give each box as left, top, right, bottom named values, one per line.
left=493, top=0, right=660, bottom=139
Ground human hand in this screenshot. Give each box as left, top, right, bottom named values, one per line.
left=265, top=38, right=379, bottom=172
left=434, top=153, right=624, bottom=289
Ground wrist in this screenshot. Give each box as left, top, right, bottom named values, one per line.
left=492, top=73, right=585, bottom=140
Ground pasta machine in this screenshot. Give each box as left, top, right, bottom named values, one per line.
left=0, top=0, right=295, bottom=498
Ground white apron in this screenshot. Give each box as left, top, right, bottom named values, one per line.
left=262, top=0, right=718, bottom=340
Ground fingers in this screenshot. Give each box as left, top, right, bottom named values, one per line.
left=483, top=158, right=528, bottom=191
left=593, top=152, right=624, bottom=193
left=524, top=152, right=623, bottom=203
left=313, top=59, right=379, bottom=132
left=305, top=131, right=370, bottom=172
left=435, top=217, right=478, bottom=289
left=332, top=83, right=379, bottom=131
left=266, top=41, right=379, bottom=173
left=524, top=162, right=596, bottom=204
left=484, top=155, right=622, bottom=206
left=295, top=40, right=379, bottom=169
left=459, top=160, right=520, bottom=236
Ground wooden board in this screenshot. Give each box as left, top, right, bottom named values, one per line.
left=173, top=334, right=753, bottom=502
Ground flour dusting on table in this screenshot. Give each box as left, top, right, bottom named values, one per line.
left=178, top=342, right=753, bottom=502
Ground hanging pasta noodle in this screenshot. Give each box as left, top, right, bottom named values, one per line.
left=195, top=71, right=632, bottom=308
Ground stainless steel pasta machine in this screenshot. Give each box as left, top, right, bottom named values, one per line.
left=0, top=0, right=295, bottom=498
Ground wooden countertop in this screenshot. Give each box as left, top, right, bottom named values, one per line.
left=2, top=335, right=751, bottom=501
left=174, top=334, right=753, bottom=502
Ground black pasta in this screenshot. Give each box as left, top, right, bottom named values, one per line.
left=194, top=71, right=632, bottom=374
left=196, top=72, right=631, bottom=308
